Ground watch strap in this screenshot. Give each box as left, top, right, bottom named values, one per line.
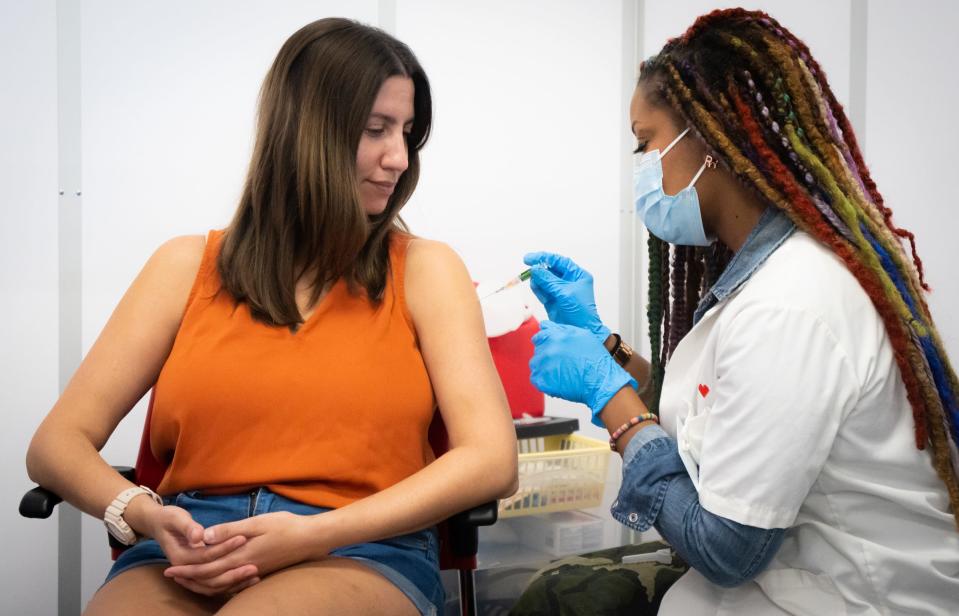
left=104, top=485, right=162, bottom=546
left=608, top=333, right=634, bottom=367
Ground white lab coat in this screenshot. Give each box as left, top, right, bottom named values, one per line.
left=656, top=231, right=959, bottom=615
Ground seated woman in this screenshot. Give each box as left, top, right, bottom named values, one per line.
left=26, top=17, right=518, bottom=616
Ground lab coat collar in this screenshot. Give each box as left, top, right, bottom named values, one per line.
left=693, top=207, right=795, bottom=324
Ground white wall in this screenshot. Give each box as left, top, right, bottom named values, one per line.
left=3, top=1, right=958, bottom=613
left=0, top=1, right=61, bottom=614
left=865, top=0, right=959, bottom=357
left=396, top=0, right=626, bottom=441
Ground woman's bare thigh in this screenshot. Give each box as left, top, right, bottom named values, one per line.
left=84, top=564, right=225, bottom=616
left=217, top=557, right=420, bottom=616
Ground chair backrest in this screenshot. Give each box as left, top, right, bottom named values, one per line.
left=133, top=391, right=165, bottom=491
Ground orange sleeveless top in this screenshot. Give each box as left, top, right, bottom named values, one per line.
left=151, top=230, right=436, bottom=508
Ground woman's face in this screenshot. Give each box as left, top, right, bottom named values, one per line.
left=629, top=81, right=770, bottom=250
left=629, top=82, right=710, bottom=198
left=356, top=76, right=415, bottom=216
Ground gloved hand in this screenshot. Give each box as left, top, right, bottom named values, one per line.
left=530, top=321, right=637, bottom=426
left=523, top=252, right=610, bottom=341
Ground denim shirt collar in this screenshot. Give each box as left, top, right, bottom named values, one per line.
left=692, top=207, right=796, bottom=324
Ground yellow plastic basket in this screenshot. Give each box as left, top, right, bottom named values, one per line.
left=499, top=433, right=610, bottom=518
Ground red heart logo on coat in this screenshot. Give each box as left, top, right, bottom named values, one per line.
left=698, top=384, right=710, bottom=398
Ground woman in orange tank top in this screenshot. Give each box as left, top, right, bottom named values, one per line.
left=27, top=18, right=517, bottom=616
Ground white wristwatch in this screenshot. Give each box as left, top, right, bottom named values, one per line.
left=103, top=485, right=162, bottom=546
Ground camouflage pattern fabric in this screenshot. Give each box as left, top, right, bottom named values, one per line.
left=509, top=541, right=688, bottom=616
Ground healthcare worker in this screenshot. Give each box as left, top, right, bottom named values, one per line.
left=526, top=9, right=959, bottom=615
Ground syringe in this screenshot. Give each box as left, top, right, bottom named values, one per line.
left=480, top=268, right=533, bottom=300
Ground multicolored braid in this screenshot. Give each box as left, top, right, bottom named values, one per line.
left=640, top=8, right=959, bottom=526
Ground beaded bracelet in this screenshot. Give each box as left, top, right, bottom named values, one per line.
left=609, top=413, right=659, bottom=452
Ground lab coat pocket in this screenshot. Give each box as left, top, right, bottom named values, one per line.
left=676, top=401, right=708, bottom=492
left=754, top=568, right=846, bottom=616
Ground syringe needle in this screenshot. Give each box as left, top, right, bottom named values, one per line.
left=480, top=268, right=533, bottom=300
left=480, top=284, right=506, bottom=300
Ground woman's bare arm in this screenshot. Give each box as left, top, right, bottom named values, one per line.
left=300, top=238, right=519, bottom=551
left=25, top=235, right=205, bottom=535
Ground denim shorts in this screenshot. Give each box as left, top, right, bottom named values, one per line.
left=105, top=487, right=444, bottom=616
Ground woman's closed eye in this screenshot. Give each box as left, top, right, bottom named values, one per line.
left=365, top=126, right=412, bottom=140
left=633, top=140, right=648, bottom=154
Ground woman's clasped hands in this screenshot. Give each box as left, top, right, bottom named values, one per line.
left=145, top=504, right=324, bottom=597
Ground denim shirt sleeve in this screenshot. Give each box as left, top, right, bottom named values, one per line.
left=611, top=426, right=786, bottom=588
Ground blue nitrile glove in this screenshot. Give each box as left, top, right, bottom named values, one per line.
left=529, top=321, right=638, bottom=427
left=523, top=252, right=610, bottom=342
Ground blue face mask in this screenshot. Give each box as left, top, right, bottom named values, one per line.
left=634, top=127, right=717, bottom=246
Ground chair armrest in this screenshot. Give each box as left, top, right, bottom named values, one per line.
left=446, top=501, right=497, bottom=558
left=449, top=501, right=497, bottom=528
left=19, top=466, right=136, bottom=519
left=19, top=486, right=62, bottom=519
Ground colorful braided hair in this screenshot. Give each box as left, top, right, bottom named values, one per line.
left=640, top=8, right=959, bottom=526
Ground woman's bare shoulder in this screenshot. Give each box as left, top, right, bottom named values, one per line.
left=404, top=237, right=470, bottom=289
left=134, top=234, right=208, bottom=321
left=404, top=236, right=460, bottom=265
left=148, top=234, right=207, bottom=282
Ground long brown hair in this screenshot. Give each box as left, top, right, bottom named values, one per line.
left=218, top=18, right=432, bottom=327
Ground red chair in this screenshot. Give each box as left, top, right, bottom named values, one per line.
left=20, top=390, right=497, bottom=616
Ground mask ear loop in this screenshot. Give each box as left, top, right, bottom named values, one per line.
left=660, top=127, right=691, bottom=158
left=686, top=154, right=719, bottom=189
